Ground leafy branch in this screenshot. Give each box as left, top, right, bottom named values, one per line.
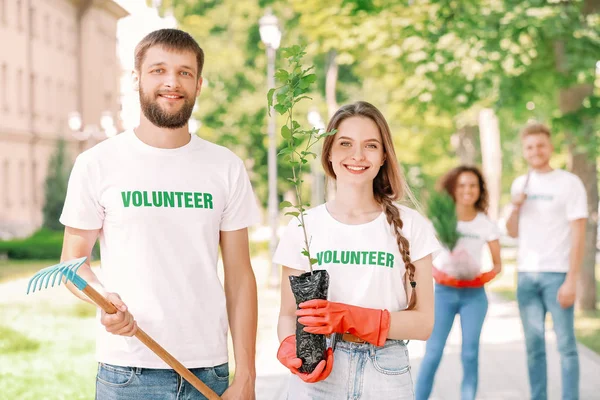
left=426, top=191, right=461, bottom=251
left=267, top=45, right=336, bottom=274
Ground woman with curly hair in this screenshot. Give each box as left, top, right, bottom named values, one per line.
left=415, top=165, right=502, bottom=400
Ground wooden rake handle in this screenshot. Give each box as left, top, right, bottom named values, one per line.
left=82, top=285, right=222, bottom=400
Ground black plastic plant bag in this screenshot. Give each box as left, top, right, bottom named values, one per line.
left=289, top=269, right=330, bottom=373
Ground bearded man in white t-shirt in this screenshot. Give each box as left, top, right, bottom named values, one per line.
left=506, top=123, right=587, bottom=400
left=59, top=29, right=260, bottom=400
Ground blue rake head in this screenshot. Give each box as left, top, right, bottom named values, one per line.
left=26, top=257, right=89, bottom=294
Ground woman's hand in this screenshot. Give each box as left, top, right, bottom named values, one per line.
left=276, top=335, right=334, bottom=383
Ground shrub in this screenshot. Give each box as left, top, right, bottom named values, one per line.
left=0, top=229, right=64, bottom=260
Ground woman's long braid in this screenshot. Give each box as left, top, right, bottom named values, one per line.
left=378, top=195, right=418, bottom=310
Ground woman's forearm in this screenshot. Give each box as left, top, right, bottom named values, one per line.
left=388, top=309, right=434, bottom=341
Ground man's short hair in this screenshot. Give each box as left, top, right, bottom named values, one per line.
left=520, top=122, right=551, bottom=139
left=135, top=29, right=204, bottom=76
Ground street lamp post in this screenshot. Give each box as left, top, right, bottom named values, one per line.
left=308, top=109, right=326, bottom=206
left=259, top=9, right=282, bottom=287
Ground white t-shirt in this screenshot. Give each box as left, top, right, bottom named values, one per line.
left=273, top=204, right=440, bottom=312
left=511, top=169, right=588, bottom=273
left=433, top=212, right=500, bottom=280
left=59, top=130, right=260, bottom=369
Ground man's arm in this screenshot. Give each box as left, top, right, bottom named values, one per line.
left=567, top=218, right=586, bottom=282
left=61, top=226, right=105, bottom=303
left=220, top=228, right=257, bottom=398
left=506, top=193, right=526, bottom=238
left=61, top=226, right=138, bottom=335
left=557, top=218, right=586, bottom=308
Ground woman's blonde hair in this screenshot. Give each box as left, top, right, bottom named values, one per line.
left=321, top=101, right=419, bottom=310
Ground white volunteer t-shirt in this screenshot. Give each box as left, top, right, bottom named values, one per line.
left=60, top=129, right=260, bottom=369
left=273, top=204, right=440, bottom=312
left=433, top=212, right=500, bottom=278
left=511, top=169, right=588, bottom=273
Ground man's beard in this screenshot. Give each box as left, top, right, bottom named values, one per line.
left=139, top=87, right=195, bottom=129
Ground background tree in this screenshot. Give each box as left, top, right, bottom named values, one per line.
left=42, top=138, right=70, bottom=232
left=157, top=0, right=599, bottom=309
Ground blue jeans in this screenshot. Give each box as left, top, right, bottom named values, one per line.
left=415, top=284, right=488, bottom=400
left=95, top=362, right=229, bottom=399
left=517, top=272, right=579, bottom=400
left=288, top=339, right=414, bottom=399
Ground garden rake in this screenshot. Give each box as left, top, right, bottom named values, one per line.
left=26, top=257, right=221, bottom=400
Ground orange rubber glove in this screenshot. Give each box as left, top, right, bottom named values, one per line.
left=276, top=335, right=334, bottom=383
left=296, top=299, right=390, bottom=347
left=432, top=267, right=497, bottom=288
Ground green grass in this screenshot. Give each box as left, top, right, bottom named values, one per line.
left=0, top=299, right=97, bottom=399
left=576, top=310, right=600, bottom=354
left=490, top=263, right=600, bottom=355
left=0, top=325, right=41, bottom=353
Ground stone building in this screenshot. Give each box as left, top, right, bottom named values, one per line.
left=0, top=0, right=128, bottom=237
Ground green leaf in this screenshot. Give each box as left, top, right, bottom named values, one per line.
left=277, top=147, right=293, bottom=156
left=293, top=95, right=313, bottom=103
left=301, top=250, right=310, bottom=257
left=310, top=258, right=319, bottom=266
left=274, top=104, right=287, bottom=114
left=281, top=125, right=292, bottom=139
left=426, top=191, right=460, bottom=251
left=274, top=69, right=289, bottom=82
left=299, top=74, right=317, bottom=89
left=285, top=211, right=300, bottom=217
left=280, top=200, right=293, bottom=209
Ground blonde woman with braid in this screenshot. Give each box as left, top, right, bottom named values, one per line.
left=274, top=101, right=440, bottom=399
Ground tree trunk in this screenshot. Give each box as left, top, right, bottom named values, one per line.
left=325, top=49, right=339, bottom=119
left=554, top=0, right=599, bottom=311
left=451, top=125, right=480, bottom=166
left=478, top=109, right=502, bottom=221
left=568, top=148, right=598, bottom=310
left=325, top=50, right=338, bottom=200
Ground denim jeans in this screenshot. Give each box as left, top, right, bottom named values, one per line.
left=95, top=362, right=229, bottom=400
left=415, top=284, right=488, bottom=400
left=517, top=272, right=579, bottom=400
left=288, top=339, right=414, bottom=399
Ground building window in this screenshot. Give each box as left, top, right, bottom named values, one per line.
left=69, top=25, right=76, bottom=55
left=32, top=160, right=38, bottom=206
left=30, top=73, right=36, bottom=119
left=46, top=77, right=52, bottom=122
left=57, top=19, right=62, bottom=49
left=17, top=69, right=23, bottom=114
left=1, top=0, right=6, bottom=26
left=20, top=161, right=26, bottom=206
left=44, top=14, right=50, bottom=44
left=3, top=160, right=10, bottom=209
left=1, top=64, right=7, bottom=112
left=57, top=81, right=63, bottom=123
left=16, top=0, right=22, bottom=31
left=30, top=6, right=36, bottom=38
